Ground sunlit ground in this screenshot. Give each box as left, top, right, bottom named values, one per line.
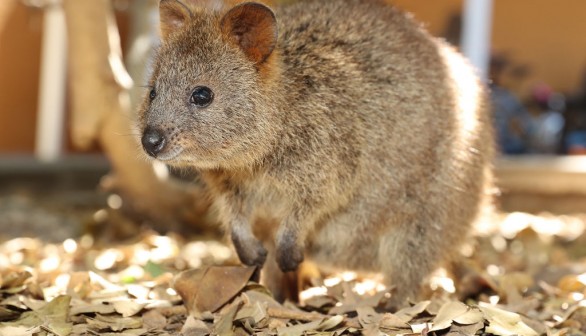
left=1, top=210, right=586, bottom=334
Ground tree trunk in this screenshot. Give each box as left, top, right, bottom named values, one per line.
left=63, top=0, right=213, bottom=234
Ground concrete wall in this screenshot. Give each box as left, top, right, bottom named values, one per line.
left=491, top=0, right=586, bottom=97
left=393, top=0, right=586, bottom=99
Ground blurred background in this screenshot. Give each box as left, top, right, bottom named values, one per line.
left=0, top=0, right=585, bottom=241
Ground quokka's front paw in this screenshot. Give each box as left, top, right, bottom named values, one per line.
left=276, top=235, right=304, bottom=272
left=231, top=235, right=268, bottom=267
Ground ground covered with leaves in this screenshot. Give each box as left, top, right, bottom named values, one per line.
left=1, top=210, right=586, bottom=336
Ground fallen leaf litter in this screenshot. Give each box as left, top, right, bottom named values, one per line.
left=1, top=212, right=586, bottom=335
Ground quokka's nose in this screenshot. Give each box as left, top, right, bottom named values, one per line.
left=141, top=127, right=166, bottom=157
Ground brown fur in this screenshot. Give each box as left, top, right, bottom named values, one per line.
left=138, top=0, right=494, bottom=306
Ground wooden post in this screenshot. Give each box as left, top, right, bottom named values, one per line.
left=461, top=0, right=493, bottom=80
left=35, top=0, right=67, bottom=162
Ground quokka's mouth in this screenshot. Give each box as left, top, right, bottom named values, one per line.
left=152, top=147, right=184, bottom=162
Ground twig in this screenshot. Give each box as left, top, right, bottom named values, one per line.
left=266, top=306, right=362, bottom=328
left=154, top=305, right=188, bottom=317
left=266, top=306, right=326, bottom=321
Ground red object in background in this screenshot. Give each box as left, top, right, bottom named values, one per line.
left=568, top=146, right=586, bottom=155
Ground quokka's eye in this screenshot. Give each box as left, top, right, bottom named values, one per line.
left=149, top=88, right=156, bottom=100
left=190, top=86, right=214, bottom=107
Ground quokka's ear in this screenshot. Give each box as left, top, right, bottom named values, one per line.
left=159, top=0, right=193, bottom=39
left=220, top=2, right=278, bottom=65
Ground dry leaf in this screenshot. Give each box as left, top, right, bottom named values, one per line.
left=430, top=301, right=484, bottom=332
left=276, top=315, right=344, bottom=335
left=356, top=306, right=382, bottom=328
left=212, top=298, right=243, bottom=336
left=303, top=295, right=336, bottom=311
left=0, top=325, right=41, bottom=336
left=87, top=314, right=143, bottom=332
left=328, top=286, right=386, bottom=315
left=181, top=315, right=210, bottom=336
left=243, top=289, right=282, bottom=309
left=173, top=266, right=256, bottom=317
left=378, top=313, right=411, bottom=330
left=267, top=318, right=287, bottom=331
left=0, top=295, right=72, bottom=336
left=410, top=322, right=430, bottom=333
left=98, top=329, right=149, bottom=336
left=20, top=297, right=48, bottom=311
left=234, top=301, right=267, bottom=327
left=142, top=309, right=167, bottom=330
left=70, top=302, right=116, bottom=316
left=430, top=301, right=467, bottom=331
left=67, top=272, right=93, bottom=299
left=394, top=301, right=431, bottom=323
left=113, top=300, right=147, bottom=317
left=0, top=306, right=21, bottom=322
left=479, top=303, right=538, bottom=336
left=558, top=274, right=586, bottom=293
left=71, top=323, right=89, bottom=334
left=445, top=320, right=484, bottom=336
left=453, top=307, right=484, bottom=325
left=0, top=272, right=31, bottom=290
left=425, top=297, right=450, bottom=315
left=499, top=272, right=534, bottom=305
left=45, top=321, right=74, bottom=336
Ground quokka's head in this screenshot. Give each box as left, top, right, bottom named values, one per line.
left=137, top=0, right=280, bottom=169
